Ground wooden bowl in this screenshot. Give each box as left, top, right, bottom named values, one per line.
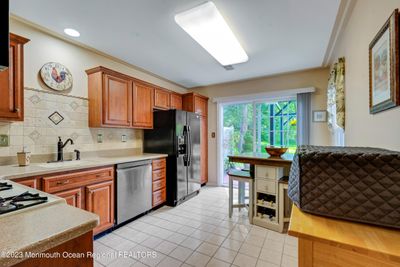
left=265, top=147, right=288, bottom=158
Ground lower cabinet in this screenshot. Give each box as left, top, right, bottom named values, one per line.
left=152, top=158, right=167, bottom=207
left=85, top=181, right=114, bottom=235
left=40, top=166, right=115, bottom=235
left=54, top=188, right=82, bottom=209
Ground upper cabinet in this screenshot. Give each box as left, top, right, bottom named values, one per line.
left=133, top=82, right=153, bottom=129
left=86, top=66, right=183, bottom=129
left=86, top=66, right=153, bottom=129
left=182, top=93, right=209, bottom=117
left=154, top=88, right=170, bottom=110
left=102, top=73, right=132, bottom=127
left=0, top=33, right=30, bottom=121
left=170, top=93, right=183, bottom=110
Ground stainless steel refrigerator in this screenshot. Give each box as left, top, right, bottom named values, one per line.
left=144, top=110, right=201, bottom=206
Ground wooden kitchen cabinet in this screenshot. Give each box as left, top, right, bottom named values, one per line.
left=55, top=188, right=82, bottom=209
left=0, top=33, right=29, bottom=121
left=87, top=66, right=153, bottom=129
left=85, top=180, right=114, bottom=235
left=132, top=82, right=153, bottom=128
left=200, top=116, right=208, bottom=184
left=42, top=166, right=115, bottom=235
left=154, top=88, right=170, bottom=110
left=102, top=73, right=132, bottom=127
left=87, top=67, right=133, bottom=128
left=170, top=93, right=183, bottom=110
left=183, top=93, right=208, bottom=117
left=152, top=158, right=166, bottom=207
left=183, top=93, right=209, bottom=184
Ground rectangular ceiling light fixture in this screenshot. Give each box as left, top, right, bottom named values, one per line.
left=175, top=1, right=248, bottom=66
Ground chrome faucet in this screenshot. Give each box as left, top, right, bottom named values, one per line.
left=57, top=137, right=74, bottom=162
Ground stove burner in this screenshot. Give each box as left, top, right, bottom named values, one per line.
left=0, top=191, right=48, bottom=215
left=0, top=182, right=12, bottom=191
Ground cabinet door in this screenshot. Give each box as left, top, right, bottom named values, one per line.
left=132, top=83, right=153, bottom=128
left=102, top=74, right=132, bottom=127
left=200, top=116, right=208, bottom=184
left=0, top=34, right=28, bottom=121
left=194, top=96, right=208, bottom=116
left=154, top=88, right=170, bottom=110
left=170, top=93, right=182, bottom=110
left=85, top=181, right=114, bottom=235
left=55, top=188, right=82, bottom=208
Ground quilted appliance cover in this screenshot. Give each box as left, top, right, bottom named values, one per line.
left=288, top=145, right=400, bottom=229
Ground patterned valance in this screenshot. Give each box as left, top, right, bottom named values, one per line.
left=327, top=57, right=345, bottom=130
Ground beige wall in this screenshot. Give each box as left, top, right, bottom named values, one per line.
left=330, top=0, right=400, bottom=151
left=10, top=17, right=187, bottom=97
left=191, top=68, right=331, bottom=185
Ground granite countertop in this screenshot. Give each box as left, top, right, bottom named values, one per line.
left=0, top=181, right=99, bottom=267
left=0, top=153, right=167, bottom=180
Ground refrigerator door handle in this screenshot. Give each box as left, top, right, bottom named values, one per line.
left=183, top=126, right=189, bottom=166
left=188, top=125, right=192, bottom=166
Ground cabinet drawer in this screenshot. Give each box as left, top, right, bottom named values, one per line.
left=255, top=166, right=283, bottom=180
left=153, top=188, right=166, bottom=207
left=256, top=179, right=276, bottom=194
left=152, top=158, right=166, bottom=170
left=43, top=167, right=114, bottom=193
left=152, top=168, right=166, bottom=181
left=153, top=178, right=166, bottom=192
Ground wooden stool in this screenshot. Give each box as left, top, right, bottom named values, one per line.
left=228, top=170, right=254, bottom=224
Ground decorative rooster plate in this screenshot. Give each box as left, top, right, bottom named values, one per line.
left=40, top=62, right=73, bottom=91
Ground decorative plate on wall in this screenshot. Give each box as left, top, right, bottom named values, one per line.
left=40, top=62, right=73, bottom=91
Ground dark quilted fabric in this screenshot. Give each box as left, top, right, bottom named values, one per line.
left=288, top=145, right=400, bottom=229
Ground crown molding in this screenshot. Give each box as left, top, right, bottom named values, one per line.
left=322, top=0, right=357, bottom=66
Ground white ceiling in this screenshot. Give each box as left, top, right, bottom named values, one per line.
left=10, top=0, right=341, bottom=88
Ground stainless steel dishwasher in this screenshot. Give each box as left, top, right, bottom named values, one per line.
left=116, top=160, right=152, bottom=225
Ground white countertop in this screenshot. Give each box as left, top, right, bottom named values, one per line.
left=0, top=181, right=99, bottom=267
left=0, top=153, right=167, bottom=180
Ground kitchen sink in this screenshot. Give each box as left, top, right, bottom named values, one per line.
left=38, top=160, right=90, bottom=168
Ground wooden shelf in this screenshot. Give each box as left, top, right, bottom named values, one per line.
left=256, top=203, right=276, bottom=210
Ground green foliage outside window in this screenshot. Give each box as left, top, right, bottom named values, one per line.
left=223, top=100, right=297, bottom=175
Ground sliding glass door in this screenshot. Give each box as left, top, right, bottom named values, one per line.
left=221, top=98, right=297, bottom=185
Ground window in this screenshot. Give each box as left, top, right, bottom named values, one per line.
left=222, top=98, right=297, bottom=185
left=254, top=100, right=297, bottom=153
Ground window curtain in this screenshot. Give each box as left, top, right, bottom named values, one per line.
left=297, top=93, right=311, bottom=145
left=327, top=57, right=345, bottom=146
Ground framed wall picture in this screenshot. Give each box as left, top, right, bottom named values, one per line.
left=313, top=110, right=327, bottom=122
left=369, top=9, right=400, bottom=114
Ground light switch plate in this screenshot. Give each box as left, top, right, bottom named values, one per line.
left=97, top=133, right=103, bottom=143
left=0, top=135, right=9, bottom=147
left=121, top=134, right=127, bottom=142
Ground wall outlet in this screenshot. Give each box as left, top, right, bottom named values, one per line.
left=97, top=133, right=103, bottom=143
left=121, top=134, right=127, bottom=143
left=0, top=135, right=9, bottom=147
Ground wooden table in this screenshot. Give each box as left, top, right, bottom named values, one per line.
left=228, top=153, right=293, bottom=167
left=289, top=205, right=400, bottom=267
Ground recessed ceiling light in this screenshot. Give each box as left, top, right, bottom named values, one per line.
left=175, top=1, right=248, bottom=66
left=64, top=28, right=80, bottom=37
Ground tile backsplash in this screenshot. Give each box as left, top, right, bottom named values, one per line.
left=0, top=88, right=143, bottom=157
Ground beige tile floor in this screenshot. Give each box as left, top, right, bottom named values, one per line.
left=94, top=186, right=298, bottom=267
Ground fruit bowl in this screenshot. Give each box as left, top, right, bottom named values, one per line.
left=265, top=147, right=288, bottom=158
